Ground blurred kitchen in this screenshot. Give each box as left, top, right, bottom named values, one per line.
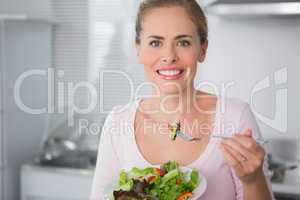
left=0, top=0, right=300, bottom=199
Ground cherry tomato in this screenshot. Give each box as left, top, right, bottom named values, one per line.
left=176, top=192, right=193, bottom=200
left=153, top=168, right=165, bottom=177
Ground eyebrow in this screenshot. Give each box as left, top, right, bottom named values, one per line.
left=147, top=35, right=193, bottom=40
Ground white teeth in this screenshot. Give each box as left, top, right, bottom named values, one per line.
left=158, top=70, right=181, bottom=76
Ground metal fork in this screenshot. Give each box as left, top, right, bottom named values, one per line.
left=211, top=135, right=268, bottom=144
left=176, top=130, right=268, bottom=144
left=176, top=130, right=201, bottom=142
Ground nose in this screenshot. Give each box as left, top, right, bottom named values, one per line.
left=161, top=45, right=178, bottom=64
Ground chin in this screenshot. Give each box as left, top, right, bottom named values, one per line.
left=147, top=76, right=193, bottom=96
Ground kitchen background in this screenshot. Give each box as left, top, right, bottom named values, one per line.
left=0, top=0, right=300, bottom=200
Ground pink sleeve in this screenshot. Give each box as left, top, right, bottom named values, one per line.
left=90, top=108, right=122, bottom=200
left=231, top=103, right=275, bottom=200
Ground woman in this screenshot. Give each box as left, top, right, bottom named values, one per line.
left=90, top=0, right=274, bottom=199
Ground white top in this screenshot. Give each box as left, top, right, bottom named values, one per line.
left=90, top=97, right=274, bottom=200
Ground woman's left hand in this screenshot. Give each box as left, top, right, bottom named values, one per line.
left=219, top=129, right=266, bottom=184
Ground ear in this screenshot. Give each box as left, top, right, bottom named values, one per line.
left=198, top=40, right=208, bottom=63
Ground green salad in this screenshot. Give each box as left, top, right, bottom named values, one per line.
left=113, top=161, right=200, bottom=200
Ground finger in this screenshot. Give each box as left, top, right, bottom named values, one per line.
left=223, top=144, right=264, bottom=178
left=235, top=129, right=261, bottom=148
left=219, top=144, right=243, bottom=172
left=222, top=138, right=258, bottom=161
left=228, top=137, right=266, bottom=167
left=243, top=129, right=252, bottom=137
left=232, top=135, right=261, bottom=153
left=222, top=143, right=248, bottom=164
left=234, top=132, right=266, bottom=157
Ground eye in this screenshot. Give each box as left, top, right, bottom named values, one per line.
left=149, top=40, right=162, bottom=47
left=178, top=40, right=191, bottom=47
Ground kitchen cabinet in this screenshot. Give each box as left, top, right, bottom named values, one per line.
left=21, top=164, right=93, bottom=200
left=0, top=17, right=52, bottom=200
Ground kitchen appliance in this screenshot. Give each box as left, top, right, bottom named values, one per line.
left=32, top=111, right=104, bottom=168
left=266, top=138, right=300, bottom=199
left=34, top=137, right=97, bottom=169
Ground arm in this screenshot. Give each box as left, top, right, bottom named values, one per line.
left=90, top=109, right=122, bottom=200
left=220, top=103, right=274, bottom=200
left=243, top=170, right=273, bottom=200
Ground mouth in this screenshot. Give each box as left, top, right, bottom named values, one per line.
left=156, top=68, right=184, bottom=80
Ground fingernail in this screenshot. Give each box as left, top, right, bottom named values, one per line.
left=245, top=129, right=252, bottom=136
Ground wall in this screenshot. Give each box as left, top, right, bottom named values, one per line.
left=198, top=14, right=300, bottom=139
left=0, top=0, right=52, bottom=19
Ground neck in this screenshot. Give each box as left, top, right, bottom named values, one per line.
left=149, top=86, right=200, bottom=123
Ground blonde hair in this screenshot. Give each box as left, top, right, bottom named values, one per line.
left=135, top=0, right=208, bottom=45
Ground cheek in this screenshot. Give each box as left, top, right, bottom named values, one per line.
left=180, top=49, right=199, bottom=66
left=138, top=48, right=160, bottom=67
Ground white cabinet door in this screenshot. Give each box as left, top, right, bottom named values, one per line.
left=21, top=165, right=93, bottom=200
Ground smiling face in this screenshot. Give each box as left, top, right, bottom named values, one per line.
left=136, top=6, right=208, bottom=95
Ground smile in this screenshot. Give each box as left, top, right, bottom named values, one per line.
left=156, top=69, right=184, bottom=80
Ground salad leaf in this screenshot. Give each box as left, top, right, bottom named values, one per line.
left=118, top=179, right=134, bottom=191
left=129, top=167, right=145, bottom=179
left=161, top=169, right=179, bottom=186
left=189, top=170, right=199, bottom=187
left=119, top=170, right=127, bottom=185
left=144, top=167, right=155, bottom=174
left=169, top=123, right=179, bottom=141
left=162, top=161, right=179, bottom=173
left=117, top=170, right=134, bottom=191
